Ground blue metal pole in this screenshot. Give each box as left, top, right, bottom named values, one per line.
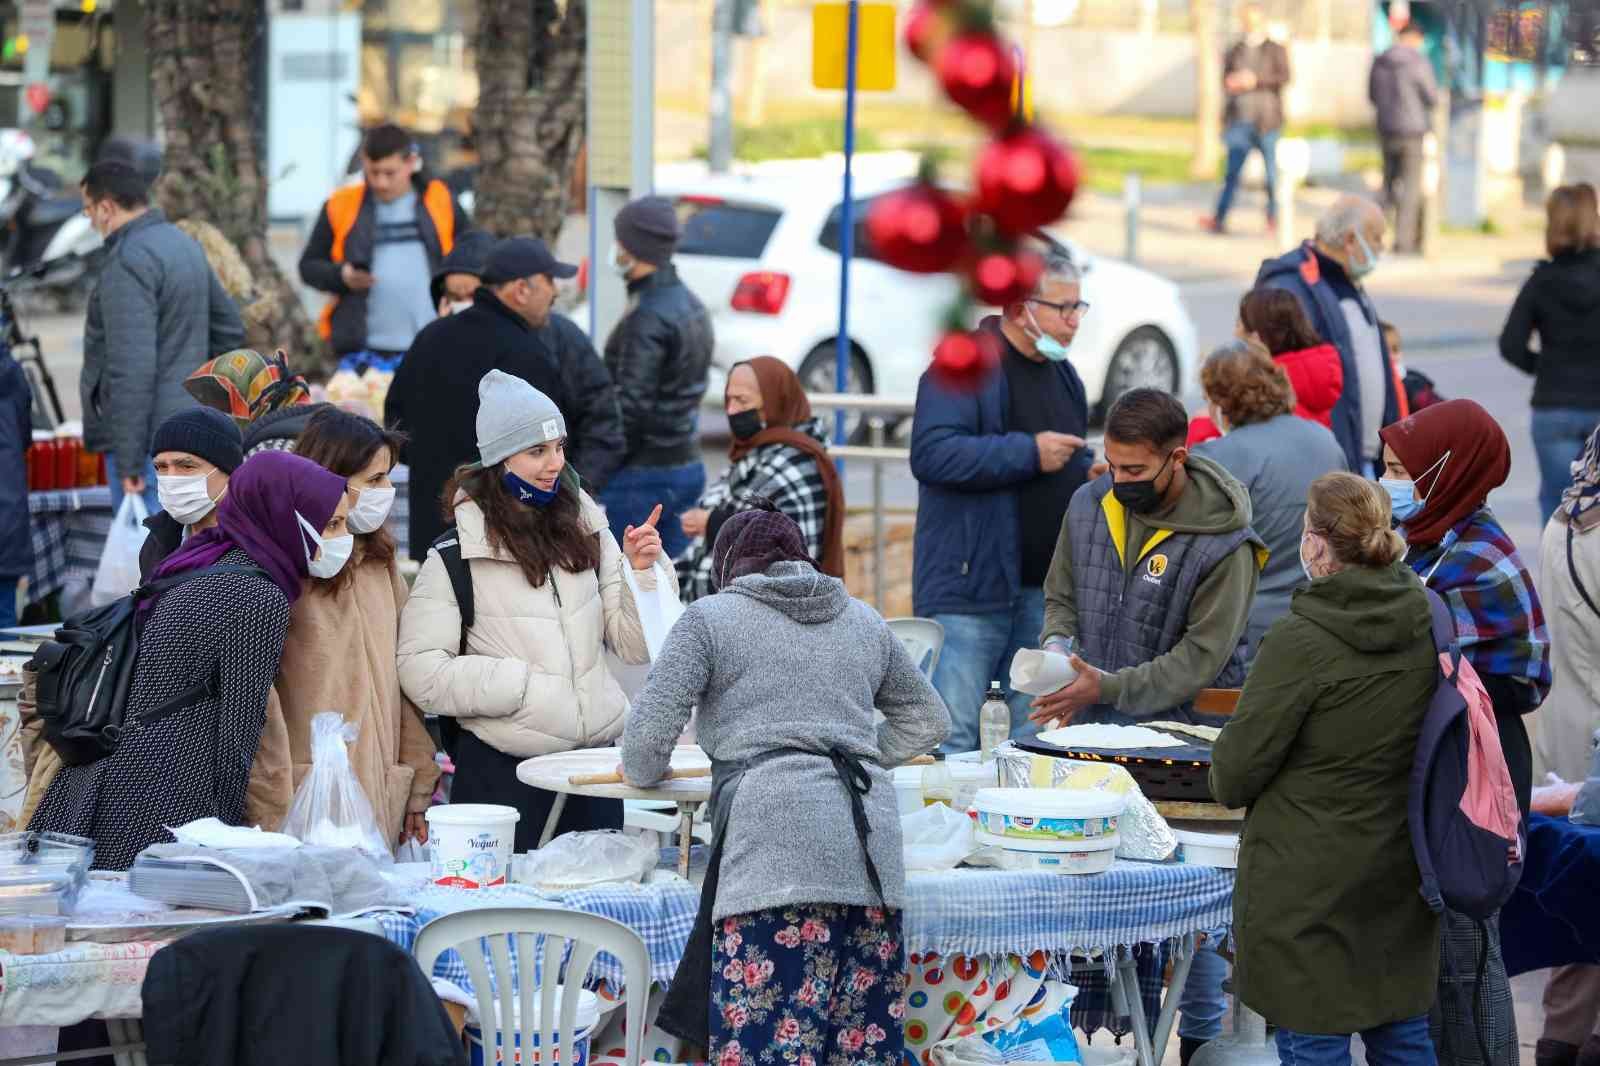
left=834, top=0, right=860, bottom=452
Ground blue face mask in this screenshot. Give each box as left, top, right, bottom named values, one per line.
left=504, top=469, right=560, bottom=508
left=1025, top=305, right=1072, bottom=363
left=1350, top=230, right=1382, bottom=279
left=1380, top=478, right=1422, bottom=523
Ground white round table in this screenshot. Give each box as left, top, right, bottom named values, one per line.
left=517, top=745, right=711, bottom=876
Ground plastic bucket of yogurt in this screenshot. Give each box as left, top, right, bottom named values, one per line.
left=425, top=804, right=520, bottom=888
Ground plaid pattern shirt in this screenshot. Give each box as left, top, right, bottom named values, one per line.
left=675, top=418, right=831, bottom=602
left=1408, top=507, right=1551, bottom=698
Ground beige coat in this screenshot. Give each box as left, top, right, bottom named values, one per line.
left=1533, top=513, right=1600, bottom=783
left=264, top=556, right=441, bottom=841
left=397, top=491, right=670, bottom=758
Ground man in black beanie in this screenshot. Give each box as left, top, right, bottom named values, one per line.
left=139, top=406, right=245, bottom=581
left=600, top=195, right=714, bottom=559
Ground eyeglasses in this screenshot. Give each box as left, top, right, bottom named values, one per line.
left=1029, top=297, right=1091, bottom=318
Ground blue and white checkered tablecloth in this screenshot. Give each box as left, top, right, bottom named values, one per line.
left=375, top=862, right=1232, bottom=1002
left=27, top=486, right=114, bottom=605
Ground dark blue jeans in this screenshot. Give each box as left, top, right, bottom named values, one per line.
left=1215, top=121, right=1279, bottom=228
left=929, top=587, right=1045, bottom=753
left=600, top=461, right=706, bottom=561
left=0, top=576, right=17, bottom=630
left=1276, top=1014, right=1437, bottom=1066
left=1532, top=407, right=1600, bottom=521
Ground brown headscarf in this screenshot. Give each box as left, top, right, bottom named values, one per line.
left=1378, top=398, right=1511, bottom=547
left=727, top=356, right=846, bottom=577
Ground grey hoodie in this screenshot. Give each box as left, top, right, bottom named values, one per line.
left=622, top=561, right=949, bottom=919
left=1369, top=43, right=1439, bottom=139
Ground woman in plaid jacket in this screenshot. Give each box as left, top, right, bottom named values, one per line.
left=676, top=357, right=845, bottom=602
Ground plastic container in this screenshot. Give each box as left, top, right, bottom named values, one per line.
left=1172, top=825, right=1240, bottom=869
left=977, top=832, right=1118, bottom=875
left=464, top=987, right=600, bottom=1066
left=52, top=437, right=77, bottom=490
left=972, top=787, right=1125, bottom=844
left=893, top=761, right=997, bottom=815
left=425, top=804, right=521, bottom=889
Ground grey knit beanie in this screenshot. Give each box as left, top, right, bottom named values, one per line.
left=475, top=370, right=567, bottom=467
left=614, top=196, right=680, bottom=267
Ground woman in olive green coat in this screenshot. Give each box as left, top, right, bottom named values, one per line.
left=1212, top=472, right=1441, bottom=1061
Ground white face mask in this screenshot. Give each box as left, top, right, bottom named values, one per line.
left=157, top=472, right=219, bottom=525
left=608, top=242, right=633, bottom=277
left=346, top=486, right=396, bottom=534
left=297, top=512, right=354, bottom=580
left=447, top=300, right=473, bottom=315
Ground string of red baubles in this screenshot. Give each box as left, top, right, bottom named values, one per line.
left=865, top=0, right=1082, bottom=387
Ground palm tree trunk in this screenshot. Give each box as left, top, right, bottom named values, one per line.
left=145, top=0, right=321, bottom=363
left=472, top=0, right=587, bottom=241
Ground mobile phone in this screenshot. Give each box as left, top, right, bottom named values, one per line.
left=348, top=260, right=371, bottom=273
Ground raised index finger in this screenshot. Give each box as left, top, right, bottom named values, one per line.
left=642, top=504, right=663, bottom=529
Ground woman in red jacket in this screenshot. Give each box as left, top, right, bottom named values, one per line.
left=1189, top=287, right=1345, bottom=446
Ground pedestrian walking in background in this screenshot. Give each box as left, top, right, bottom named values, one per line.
left=911, top=253, right=1092, bottom=751
left=1192, top=340, right=1347, bottom=656
left=676, top=357, right=844, bottom=603
left=1370, top=22, right=1439, bottom=255
left=1257, top=195, right=1408, bottom=474
left=600, top=196, right=715, bottom=560
left=80, top=161, right=244, bottom=514
left=1498, top=185, right=1600, bottom=522
left=299, top=123, right=468, bottom=363
left=1200, top=3, right=1290, bottom=237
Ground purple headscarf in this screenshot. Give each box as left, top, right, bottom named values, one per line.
left=145, top=451, right=347, bottom=611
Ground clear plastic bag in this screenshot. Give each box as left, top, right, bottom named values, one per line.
left=515, top=830, right=657, bottom=893
left=91, top=496, right=149, bottom=607
left=901, top=802, right=976, bottom=871
left=280, top=713, right=391, bottom=864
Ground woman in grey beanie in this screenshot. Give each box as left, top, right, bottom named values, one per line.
left=398, top=370, right=677, bottom=846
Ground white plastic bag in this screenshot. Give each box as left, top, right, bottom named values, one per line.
left=623, top=561, right=686, bottom=660
left=516, top=829, right=657, bottom=893
left=91, top=495, right=149, bottom=606
left=901, top=802, right=976, bottom=871
left=280, top=713, right=392, bottom=863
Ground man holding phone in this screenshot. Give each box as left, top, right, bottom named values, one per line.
left=300, top=123, right=469, bottom=362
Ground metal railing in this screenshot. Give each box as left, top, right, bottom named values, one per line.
left=809, top=392, right=916, bottom=610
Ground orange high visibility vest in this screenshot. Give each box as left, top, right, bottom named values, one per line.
left=316, top=179, right=457, bottom=341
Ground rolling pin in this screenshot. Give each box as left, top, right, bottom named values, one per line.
left=569, top=753, right=938, bottom=786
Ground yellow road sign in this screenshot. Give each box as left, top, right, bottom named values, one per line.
left=812, top=3, right=896, bottom=92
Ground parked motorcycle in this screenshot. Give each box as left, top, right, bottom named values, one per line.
left=0, top=130, right=101, bottom=304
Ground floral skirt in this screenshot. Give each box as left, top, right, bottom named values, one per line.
left=709, top=903, right=910, bottom=1066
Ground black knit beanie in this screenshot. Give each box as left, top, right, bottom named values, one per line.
left=151, top=406, right=245, bottom=473
left=614, top=196, right=680, bottom=267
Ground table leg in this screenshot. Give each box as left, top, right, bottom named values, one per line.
left=676, top=801, right=700, bottom=879
left=538, top=792, right=569, bottom=847
left=1116, top=949, right=1156, bottom=1066
left=1151, top=933, right=1197, bottom=1066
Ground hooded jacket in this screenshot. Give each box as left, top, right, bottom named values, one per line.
left=1499, top=251, right=1600, bottom=410
left=1211, top=562, right=1440, bottom=1033
left=1042, top=455, right=1265, bottom=719
left=396, top=490, right=665, bottom=758
left=1369, top=43, right=1440, bottom=139
left=621, top=560, right=949, bottom=919
left=428, top=229, right=496, bottom=309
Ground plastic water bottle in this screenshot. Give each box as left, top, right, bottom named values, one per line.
left=921, top=752, right=954, bottom=807
left=979, top=682, right=1010, bottom=762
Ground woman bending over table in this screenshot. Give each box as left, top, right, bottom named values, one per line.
left=622, top=502, right=948, bottom=1061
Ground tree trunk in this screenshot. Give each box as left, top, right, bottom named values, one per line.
left=473, top=0, right=587, bottom=242
left=145, top=0, right=322, bottom=366
left=1191, top=0, right=1223, bottom=180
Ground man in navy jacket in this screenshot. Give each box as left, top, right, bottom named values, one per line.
left=911, top=254, right=1094, bottom=751
left=1255, top=195, right=1408, bottom=474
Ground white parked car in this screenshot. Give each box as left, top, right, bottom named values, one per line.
left=572, top=172, right=1198, bottom=433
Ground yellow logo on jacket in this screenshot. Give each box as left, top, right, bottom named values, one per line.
left=1147, top=554, right=1169, bottom=578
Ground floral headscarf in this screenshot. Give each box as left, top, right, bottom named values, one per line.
left=184, top=349, right=311, bottom=433
left=1561, top=424, right=1600, bottom=532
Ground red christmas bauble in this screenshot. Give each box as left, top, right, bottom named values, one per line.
left=865, top=182, right=970, bottom=274
left=936, top=32, right=1017, bottom=132
left=904, top=2, right=948, bottom=64
left=970, top=248, right=1044, bottom=306
left=931, top=329, right=1000, bottom=390
left=973, top=126, right=1081, bottom=235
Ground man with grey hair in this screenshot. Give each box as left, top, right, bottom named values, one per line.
left=911, top=250, right=1095, bottom=751
left=1254, top=194, right=1406, bottom=474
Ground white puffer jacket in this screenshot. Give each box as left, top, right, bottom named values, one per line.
left=396, top=491, right=672, bottom=757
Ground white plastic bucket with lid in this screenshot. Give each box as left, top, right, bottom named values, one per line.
left=425, top=804, right=521, bottom=888
left=976, top=832, right=1118, bottom=874
left=1172, top=825, right=1241, bottom=869
left=972, top=787, right=1125, bottom=844
left=464, top=987, right=600, bottom=1066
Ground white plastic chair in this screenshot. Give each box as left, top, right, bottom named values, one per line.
left=414, top=907, right=651, bottom=1066
left=887, top=617, right=945, bottom=680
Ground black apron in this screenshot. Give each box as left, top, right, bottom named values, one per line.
left=654, top=745, right=888, bottom=1049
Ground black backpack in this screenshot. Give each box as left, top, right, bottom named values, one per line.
left=29, top=565, right=267, bottom=766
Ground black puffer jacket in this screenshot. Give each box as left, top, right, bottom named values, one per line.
left=1499, top=250, right=1600, bottom=410
left=603, top=265, right=714, bottom=467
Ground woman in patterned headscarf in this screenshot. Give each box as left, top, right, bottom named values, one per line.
left=184, top=348, right=331, bottom=456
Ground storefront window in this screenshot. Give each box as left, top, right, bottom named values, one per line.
left=359, top=0, right=476, bottom=172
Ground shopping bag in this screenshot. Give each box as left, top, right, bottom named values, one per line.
left=90, top=495, right=149, bottom=607
left=280, top=712, right=392, bottom=863
left=623, top=561, right=686, bottom=661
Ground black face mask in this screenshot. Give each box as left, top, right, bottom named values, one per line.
left=728, top=408, right=764, bottom=441
left=1111, top=451, right=1175, bottom=515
